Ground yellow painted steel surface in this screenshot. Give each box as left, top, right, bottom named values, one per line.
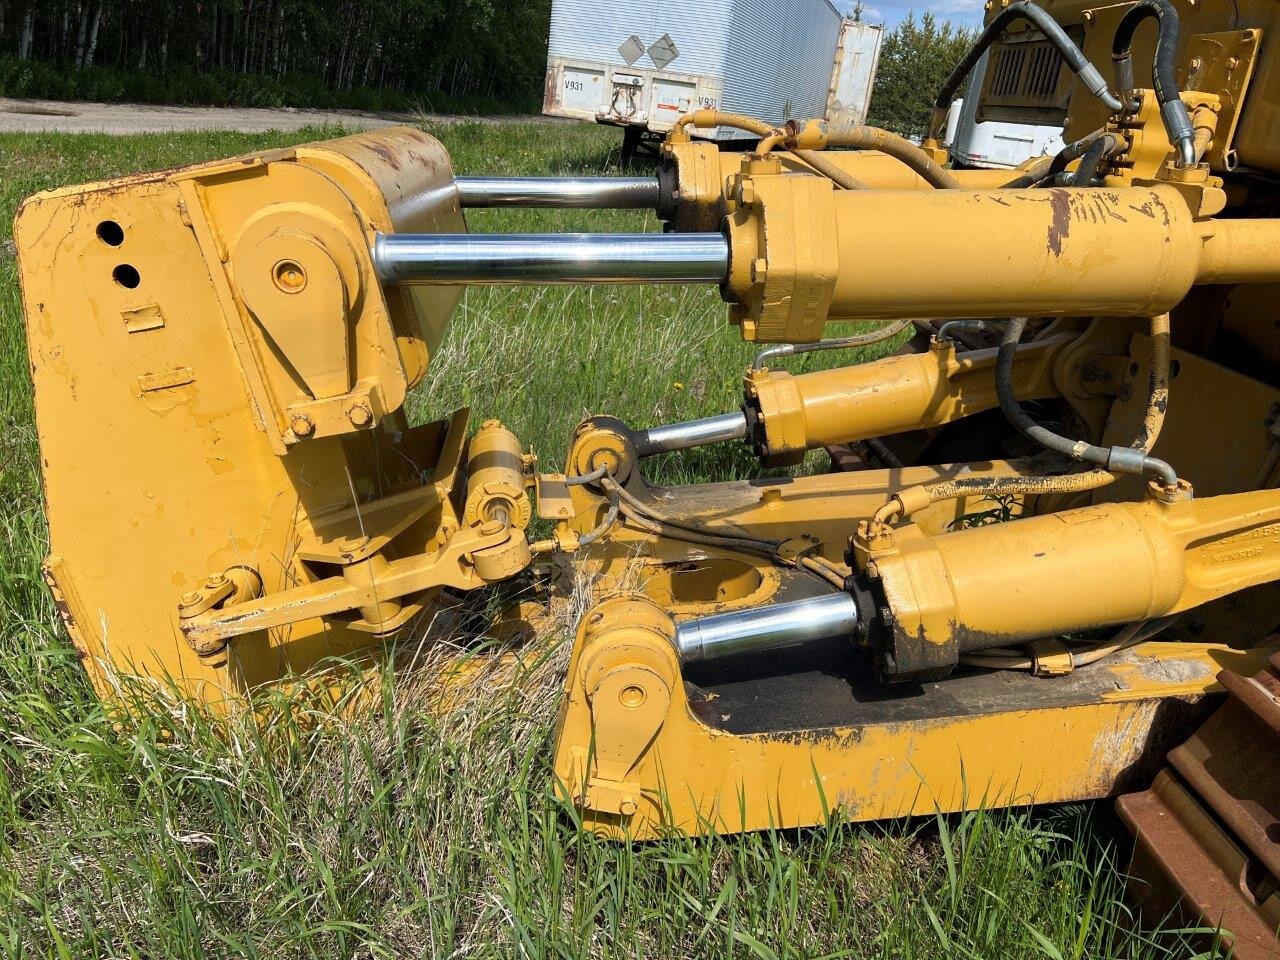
left=18, top=0, right=1280, bottom=850
left=16, top=128, right=528, bottom=702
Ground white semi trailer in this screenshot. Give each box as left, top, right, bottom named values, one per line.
left=543, top=0, right=882, bottom=157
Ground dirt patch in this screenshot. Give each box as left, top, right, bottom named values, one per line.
left=0, top=97, right=574, bottom=135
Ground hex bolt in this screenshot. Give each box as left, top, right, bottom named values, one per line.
left=620, top=800, right=638, bottom=816
left=751, top=258, right=768, bottom=284
left=205, top=573, right=228, bottom=589
left=346, top=403, right=373, bottom=427
left=179, top=591, right=202, bottom=608
left=290, top=413, right=315, bottom=438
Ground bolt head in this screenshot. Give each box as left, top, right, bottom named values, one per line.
left=179, top=591, right=202, bottom=608
left=620, top=800, right=638, bottom=816
left=346, top=404, right=373, bottom=427
left=290, top=414, right=315, bottom=437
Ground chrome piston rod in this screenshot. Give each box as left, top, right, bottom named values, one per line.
left=372, top=232, right=728, bottom=285
left=675, top=593, right=859, bottom=663
left=634, top=411, right=748, bottom=456
left=455, top=176, right=660, bottom=209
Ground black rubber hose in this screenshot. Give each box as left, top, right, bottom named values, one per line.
left=1111, top=0, right=1195, bottom=166
left=1071, top=134, right=1114, bottom=185
left=934, top=1, right=1122, bottom=114
left=995, top=318, right=1177, bottom=485
left=1002, top=130, right=1104, bottom=188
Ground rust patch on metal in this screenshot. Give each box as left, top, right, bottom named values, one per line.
left=1046, top=188, right=1070, bottom=257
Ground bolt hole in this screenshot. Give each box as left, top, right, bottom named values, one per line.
left=1170, top=359, right=1182, bottom=379
left=96, top=220, right=125, bottom=246
left=112, top=264, right=141, bottom=289
left=273, top=259, right=307, bottom=293
left=1129, top=361, right=1139, bottom=376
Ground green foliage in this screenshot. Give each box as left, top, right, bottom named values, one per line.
left=867, top=12, right=978, bottom=139
left=0, top=0, right=550, bottom=113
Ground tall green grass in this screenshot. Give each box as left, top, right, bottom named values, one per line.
left=0, top=122, right=1215, bottom=957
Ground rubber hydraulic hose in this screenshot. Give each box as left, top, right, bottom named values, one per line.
left=1070, top=134, right=1117, bottom=185
left=871, top=313, right=1177, bottom=525
left=819, top=125, right=960, bottom=189
left=995, top=317, right=1176, bottom=484
left=1111, top=0, right=1195, bottom=166
left=934, top=1, right=1123, bottom=116
left=1003, top=129, right=1108, bottom=187
left=793, top=149, right=871, bottom=190
left=672, top=110, right=775, bottom=139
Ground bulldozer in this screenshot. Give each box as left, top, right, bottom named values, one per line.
left=13, top=0, right=1280, bottom=951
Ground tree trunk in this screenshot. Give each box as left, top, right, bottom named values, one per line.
left=19, top=7, right=37, bottom=61
left=75, top=4, right=90, bottom=66
left=82, top=4, right=103, bottom=69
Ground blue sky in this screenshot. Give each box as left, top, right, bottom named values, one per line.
left=835, top=0, right=987, bottom=30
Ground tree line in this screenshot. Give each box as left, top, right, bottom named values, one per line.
left=867, top=12, right=978, bottom=140
left=0, top=1, right=976, bottom=132
left=0, top=0, right=553, bottom=109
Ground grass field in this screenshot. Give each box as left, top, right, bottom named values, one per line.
left=0, top=122, right=1220, bottom=958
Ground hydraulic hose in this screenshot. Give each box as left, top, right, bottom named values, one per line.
left=792, top=149, right=871, bottom=190
left=1070, top=133, right=1124, bottom=185
left=1111, top=0, right=1196, bottom=166
left=872, top=313, right=1176, bottom=524
left=797, top=124, right=960, bottom=189
left=933, top=1, right=1124, bottom=130
left=1003, top=129, right=1116, bottom=188
left=994, top=316, right=1176, bottom=484
left=671, top=110, right=774, bottom=139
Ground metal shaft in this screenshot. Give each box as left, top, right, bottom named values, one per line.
left=372, top=232, right=728, bottom=285
left=634, top=411, right=748, bottom=456
left=675, top=593, right=859, bottom=664
left=455, top=176, right=660, bottom=209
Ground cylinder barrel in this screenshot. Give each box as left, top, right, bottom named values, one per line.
left=825, top=186, right=1200, bottom=319
left=635, top=411, right=747, bottom=456
left=373, top=232, right=728, bottom=285
left=455, top=176, right=660, bottom=209
left=675, top=593, right=858, bottom=663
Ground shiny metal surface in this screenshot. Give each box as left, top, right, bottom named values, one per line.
left=636, top=411, right=748, bottom=455
left=455, top=176, right=660, bottom=208
left=372, top=232, right=728, bottom=285
left=675, top=593, right=859, bottom=663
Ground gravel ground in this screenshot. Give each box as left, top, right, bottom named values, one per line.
left=0, top=97, right=564, bottom=134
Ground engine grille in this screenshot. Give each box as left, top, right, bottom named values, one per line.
left=978, top=27, right=1083, bottom=126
